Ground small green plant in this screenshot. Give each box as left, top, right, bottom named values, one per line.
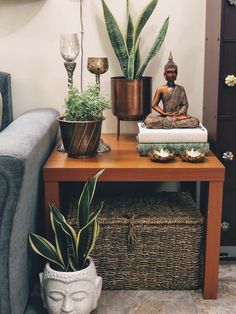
left=29, top=169, right=104, bottom=272
left=101, top=0, right=169, bottom=79
left=64, top=85, right=110, bottom=121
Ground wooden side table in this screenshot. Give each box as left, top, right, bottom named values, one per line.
left=43, top=134, right=225, bottom=300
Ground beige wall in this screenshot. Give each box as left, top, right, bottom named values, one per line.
left=0, top=0, right=206, bottom=133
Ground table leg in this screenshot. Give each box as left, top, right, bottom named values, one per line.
left=203, top=181, right=224, bottom=299
left=44, top=181, right=60, bottom=237
left=117, top=117, right=120, bottom=141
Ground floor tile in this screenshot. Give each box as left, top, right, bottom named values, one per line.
left=92, top=291, right=107, bottom=314
left=106, top=290, right=197, bottom=314
left=191, top=280, right=236, bottom=314
left=219, top=261, right=236, bottom=282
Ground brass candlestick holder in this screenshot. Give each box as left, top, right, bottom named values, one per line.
left=87, top=57, right=109, bottom=90
left=87, top=57, right=110, bottom=153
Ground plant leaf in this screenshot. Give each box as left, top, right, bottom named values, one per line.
left=134, top=39, right=141, bottom=79
left=134, top=0, right=158, bottom=44
left=101, top=0, right=129, bottom=77
left=77, top=169, right=104, bottom=227
left=29, top=233, right=65, bottom=270
left=88, top=201, right=104, bottom=222
left=83, top=218, right=100, bottom=268
left=68, top=256, right=78, bottom=271
left=75, top=170, right=104, bottom=269
left=50, top=204, right=78, bottom=269
left=77, top=184, right=90, bottom=228
left=126, top=14, right=134, bottom=54
left=136, top=16, right=169, bottom=78
left=76, top=201, right=104, bottom=269
left=127, top=45, right=136, bottom=79
left=50, top=211, right=66, bottom=268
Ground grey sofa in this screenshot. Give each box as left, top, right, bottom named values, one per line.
left=0, top=72, right=59, bottom=314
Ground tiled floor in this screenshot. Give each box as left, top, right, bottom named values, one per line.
left=26, top=262, right=236, bottom=314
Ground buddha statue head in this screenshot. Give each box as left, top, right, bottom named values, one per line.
left=39, top=258, right=102, bottom=314
left=164, top=52, right=178, bottom=83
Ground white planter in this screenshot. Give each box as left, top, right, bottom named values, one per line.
left=39, top=257, right=102, bottom=314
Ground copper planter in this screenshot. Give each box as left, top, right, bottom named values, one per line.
left=111, top=76, right=152, bottom=120
left=57, top=117, right=104, bottom=158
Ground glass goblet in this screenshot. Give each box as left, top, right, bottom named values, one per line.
left=60, top=33, right=79, bottom=62
left=60, top=33, right=79, bottom=87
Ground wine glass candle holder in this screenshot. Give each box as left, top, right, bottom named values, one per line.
left=60, top=33, right=80, bottom=88
left=87, top=57, right=108, bottom=91
left=87, top=57, right=110, bottom=153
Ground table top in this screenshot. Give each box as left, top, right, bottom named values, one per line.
left=43, top=134, right=225, bottom=182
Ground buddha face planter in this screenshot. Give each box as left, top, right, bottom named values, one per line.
left=39, top=258, right=102, bottom=314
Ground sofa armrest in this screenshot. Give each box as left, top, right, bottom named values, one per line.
left=0, top=108, right=59, bottom=314
left=0, top=72, right=13, bottom=130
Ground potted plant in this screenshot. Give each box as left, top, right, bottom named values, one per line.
left=58, top=84, right=110, bottom=158
left=101, top=0, right=169, bottom=131
left=29, top=169, right=104, bottom=314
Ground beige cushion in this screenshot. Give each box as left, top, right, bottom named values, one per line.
left=0, top=92, right=2, bottom=130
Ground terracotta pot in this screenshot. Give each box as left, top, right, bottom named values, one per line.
left=39, top=257, right=102, bottom=314
left=111, top=76, right=152, bottom=120
left=57, top=117, right=104, bottom=158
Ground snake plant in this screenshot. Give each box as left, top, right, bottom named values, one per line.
left=29, top=169, right=104, bottom=271
left=101, top=0, right=169, bottom=79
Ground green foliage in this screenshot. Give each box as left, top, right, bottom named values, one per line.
left=64, top=85, right=110, bottom=121
left=101, top=0, right=169, bottom=79
left=29, top=169, right=105, bottom=272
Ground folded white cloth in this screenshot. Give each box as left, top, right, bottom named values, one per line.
left=137, top=122, right=208, bottom=143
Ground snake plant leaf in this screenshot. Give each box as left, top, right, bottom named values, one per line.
left=134, top=0, right=158, bottom=44
left=68, top=255, right=78, bottom=272
left=127, top=45, right=136, bottom=79
left=29, top=170, right=105, bottom=272
left=101, top=0, right=129, bottom=77
left=76, top=201, right=104, bottom=268
left=50, top=204, right=77, bottom=243
left=50, top=211, right=67, bottom=268
left=50, top=204, right=78, bottom=268
left=77, top=185, right=90, bottom=228
left=88, top=201, right=104, bottom=222
left=29, top=233, right=65, bottom=271
left=77, top=169, right=104, bottom=227
left=136, top=16, right=169, bottom=78
left=126, top=14, right=134, bottom=54
left=84, top=218, right=100, bottom=268
left=134, top=39, right=141, bottom=79
left=76, top=169, right=104, bottom=267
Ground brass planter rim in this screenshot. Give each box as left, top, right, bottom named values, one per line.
left=111, top=76, right=152, bottom=81
left=57, top=116, right=105, bottom=124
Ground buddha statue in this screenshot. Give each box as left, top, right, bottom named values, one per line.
left=144, top=52, right=199, bottom=129
left=39, top=259, right=102, bottom=314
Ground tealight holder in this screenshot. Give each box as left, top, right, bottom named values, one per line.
left=149, top=148, right=175, bottom=162
left=180, top=149, right=206, bottom=162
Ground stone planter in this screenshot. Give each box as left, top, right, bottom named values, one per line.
left=57, top=117, right=104, bottom=158
left=39, top=257, right=102, bottom=314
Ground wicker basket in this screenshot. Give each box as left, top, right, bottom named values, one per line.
left=68, top=192, right=204, bottom=290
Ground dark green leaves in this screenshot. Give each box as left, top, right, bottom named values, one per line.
left=101, top=0, right=129, bottom=77
left=29, top=234, right=65, bottom=271
left=136, top=16, right=169, bottom=78
left=101, top=0, right=169, bottom=79
left=29, top=170, right=105, bottom=271
left=134, top=0, right=158, bottom=44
